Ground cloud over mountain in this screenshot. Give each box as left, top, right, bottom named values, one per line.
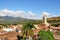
left=0, top=9, right=40, bottom=19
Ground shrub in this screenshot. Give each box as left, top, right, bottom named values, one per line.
left=38, top=30, right=54, bottom=40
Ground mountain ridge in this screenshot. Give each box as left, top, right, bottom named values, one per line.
left=0, top=16, right=60, bottom=24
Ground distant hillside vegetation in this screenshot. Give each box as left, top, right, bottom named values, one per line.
left=0, top=16, right=60, bottom=25
left=32, top=16, right=60, bottom=27
left=47, top=16, right=60, bottom=26
left=47, top=16, right=60, bottom=20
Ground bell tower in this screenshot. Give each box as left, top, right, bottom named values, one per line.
left=43, top=14, right=47, bottom=25
left=42, top=12, right=49, bottom=27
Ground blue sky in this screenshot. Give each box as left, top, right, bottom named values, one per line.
left=0, top=0, right=60, bottom=19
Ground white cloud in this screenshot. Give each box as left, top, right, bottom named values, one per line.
left=50, top=15, right=60, bottom=17
left=28, top=11, right=36, bottom=17
left=0, top=9, right=40, bottom=19
left=42, top=12, right=50, bottom=16
left=42, top=12, right=60, bottom=18
left=0, top=9, right=15, bottom=17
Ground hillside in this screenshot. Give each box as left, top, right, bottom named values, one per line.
left=0, top=16, right=60, bottom=25
left=47, top=16, right=60, bottom=20
left=47, top=16, right=60, bottom=26
left=0, top=16, right=30, bottom=24
left=47, top=16, right=60, bottom=23
left=32, top=16, right=60, bottom=24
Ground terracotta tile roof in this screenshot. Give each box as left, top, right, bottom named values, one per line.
left=0, top=31, right=18, bottom=40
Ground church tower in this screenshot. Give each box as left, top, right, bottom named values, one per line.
left=42, top=13, right=49, bottom=27
left=43, top=14, right=47, bottom=25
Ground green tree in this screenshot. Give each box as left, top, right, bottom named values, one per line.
left=38, top=30, right=54, bottom=40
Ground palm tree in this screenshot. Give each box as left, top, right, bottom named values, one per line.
left=22, top=21, right=36, bottom=40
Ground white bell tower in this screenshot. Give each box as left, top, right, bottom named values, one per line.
left=42, top=12, right=49, bottom=27
left=43, top=14, right=47, bottom=24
